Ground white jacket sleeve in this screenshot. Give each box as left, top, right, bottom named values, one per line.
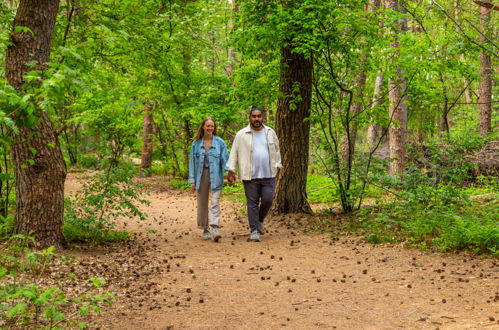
left=227, top=133, right=240, bottom=173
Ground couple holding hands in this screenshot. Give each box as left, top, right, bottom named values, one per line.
left=188, top=106, right=281, bottom=242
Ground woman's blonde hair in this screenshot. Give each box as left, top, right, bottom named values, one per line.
left=193, top=117, right=218, bottom=140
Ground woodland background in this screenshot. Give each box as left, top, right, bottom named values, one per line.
left=0, top=0, right=497, bottom=327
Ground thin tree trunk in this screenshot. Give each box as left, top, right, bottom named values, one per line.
left=183, top=119, right=191, bottom=178
left=366, top=0, right=386, bottom=150
left=438, top=73, right=450, bottom=135
left=367, top=73, right=385, bottom=147
left=340, top=64, right=367, bottom=166
left=386, top=0, right=408, bottom=177
left=478, top=0, right=492, bottom=135
left=226, top=0, right=237, bottom=77
left=274, top=44, right=313, bottom=214
left=461, top=55, right=473, bottom=104
left=6, top=0, right=66, bottom=248
left=141, top=104, right=154, bottom=176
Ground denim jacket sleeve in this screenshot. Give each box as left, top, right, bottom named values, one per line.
left=188, top=141, right=196, bottom=184
left=221, top=139, right=229, bottom=171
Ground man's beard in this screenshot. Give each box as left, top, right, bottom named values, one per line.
left=251, top=121, right=262, bottom=128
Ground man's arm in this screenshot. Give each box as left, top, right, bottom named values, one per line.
left=226, top=133, right=240, bottom=184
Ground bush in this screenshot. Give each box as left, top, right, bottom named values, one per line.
left=76, top=153, right=101, bottom=169
left=64, top=163, right=148, bottom=244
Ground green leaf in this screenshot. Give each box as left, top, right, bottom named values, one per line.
left=7, top=301, right=27, bottom=319
left=14, top=26, right=34, bottom=36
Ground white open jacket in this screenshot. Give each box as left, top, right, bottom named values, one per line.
left=227, top=124, right=282, bottom=181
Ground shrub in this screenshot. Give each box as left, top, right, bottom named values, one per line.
left=64, top=163, right=148, bottom=244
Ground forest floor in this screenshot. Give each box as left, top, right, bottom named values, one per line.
left=63, top=173, right=498, bottom=330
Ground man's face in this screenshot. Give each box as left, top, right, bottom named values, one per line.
left=249, top=110, right=263, bottom=130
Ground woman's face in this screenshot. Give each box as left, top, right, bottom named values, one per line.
left=203, top=120, right=215, bottom=137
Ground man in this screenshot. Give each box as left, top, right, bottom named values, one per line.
left=227, top=106, right=282, bottom=242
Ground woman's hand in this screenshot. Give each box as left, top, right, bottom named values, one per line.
left=190, top=184, right=195, bottom=192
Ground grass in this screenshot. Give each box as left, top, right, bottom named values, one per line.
left=63, top=222, right=131, bottom=245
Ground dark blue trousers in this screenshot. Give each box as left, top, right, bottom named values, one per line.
left=242, top=178, right=276, bottom=233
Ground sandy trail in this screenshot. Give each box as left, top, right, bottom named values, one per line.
left=63, top=174, right=498, bottom=329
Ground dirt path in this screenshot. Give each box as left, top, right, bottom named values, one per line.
left=63, top=174, right=498, bottom=329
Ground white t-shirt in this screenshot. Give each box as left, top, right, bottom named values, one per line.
left=251, top=128, right=271, bottom=179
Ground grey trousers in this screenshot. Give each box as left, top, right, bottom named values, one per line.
left=197, top=168, right=221, bottom=229
left=242, top=177, right=275, bottom=233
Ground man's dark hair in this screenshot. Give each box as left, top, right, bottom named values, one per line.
left=249, top=106, right=263, bottom=115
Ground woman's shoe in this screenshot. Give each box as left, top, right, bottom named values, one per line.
left=202, top=228, right=211, bottom=240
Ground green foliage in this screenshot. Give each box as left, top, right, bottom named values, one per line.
left=64, top=163, right=148, bottom=244
left=0, top=215, right=15, bottom=238
left=352, top=175, right=498, bottom=255
left=171, top=178, right=191, bottom=191
left=0, top=235, right=113, bottom=328
left=306, top=173, right=338, bottom=204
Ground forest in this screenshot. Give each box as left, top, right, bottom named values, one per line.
left=0, top=0, right=497, bottom=328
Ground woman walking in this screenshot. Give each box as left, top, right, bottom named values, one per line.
left=188, top=117, right=229, bottom=241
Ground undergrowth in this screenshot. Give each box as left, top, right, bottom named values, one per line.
left=0, top=235, right=113, bottom=329
left=64, top=163, right=148, bottom=245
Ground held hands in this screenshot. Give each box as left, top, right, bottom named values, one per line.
left=227, top=172, right=236, bottom=185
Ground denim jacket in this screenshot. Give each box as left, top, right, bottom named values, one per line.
left=188, top=135, right=229, bottom=191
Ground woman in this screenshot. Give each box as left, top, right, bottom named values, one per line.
left=188, top=117, right=229, bottom=242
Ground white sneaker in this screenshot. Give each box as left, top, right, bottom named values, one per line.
left=202, top=228, right=211, bottom=240
left=249, top=230, right=261, bottom=242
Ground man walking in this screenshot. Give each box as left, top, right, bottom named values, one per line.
left=227, top=106, right=282, bottom=242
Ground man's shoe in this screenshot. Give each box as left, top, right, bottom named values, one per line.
left=202, top=228, right=211, bottom=240
left=249, top=230, right=261, bottom=242
left=257, top=221, right=265, bottom=235
left=212, top=227, right=222, bottom=242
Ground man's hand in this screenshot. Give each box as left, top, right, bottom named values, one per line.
left=227, top=171, right=236, bottom=185
left=190, top=183, right=195, bottom=192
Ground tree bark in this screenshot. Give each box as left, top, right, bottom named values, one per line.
left=367, top=73, right=385, bottom=147
left=274, top=44, right=313, bottom=214
left=478, top=0, right=492, bottom=135
left=226, top=0, right=237, bottom=77
left=6, top=0, right=66, bottom=248
left=140, top=104, right=154, bottom=176
left=340, top=65, right=367, bottom=167
left=386, top=0, right=408, bottom=177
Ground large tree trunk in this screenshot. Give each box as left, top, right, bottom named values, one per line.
left=140, top=104, right=154, bottom=176
left=6, top=0, right=66, bottom=248
left=386, top=0, right=408, bottom=177
left=478, top=0, right=492, bottom=135
left=274, top=44, right=313, bottom=214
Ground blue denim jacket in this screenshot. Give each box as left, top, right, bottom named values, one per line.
left=188, top=135, right=229, bottom=191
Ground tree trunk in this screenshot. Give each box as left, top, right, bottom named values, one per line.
left=274, top=44, right=313, bottom=214
left=141, top=104, right=154, bottom=176
left=340, top=65, right=367, bottom=167
left=367, top=73, right=385, bottom=147
left=226, top=0, right=237, bottom=77
left=478, top=0, right=492, bottom=135
left=366, top=0, right=386, bottom=150
left=6, top=0, right=66, bottom=248
left=183, top=119, right=192, bottom=178
left=438, top=73, right=450, bottom=135
left=386, top=0, right=408, bottom=177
